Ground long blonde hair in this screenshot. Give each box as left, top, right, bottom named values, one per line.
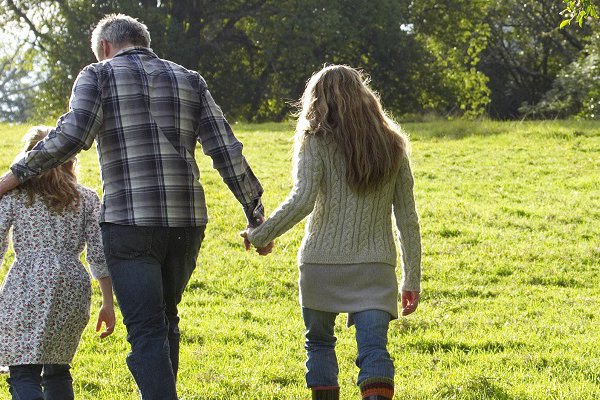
left=19, top=126, right=80, bottom=213
left=296, top=65, right=408, bottom=192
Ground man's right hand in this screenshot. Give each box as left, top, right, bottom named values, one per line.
left=0, top=172, right=19, bottom=198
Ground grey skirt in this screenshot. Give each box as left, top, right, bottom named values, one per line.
left=299, top=262, right=399, bottom=324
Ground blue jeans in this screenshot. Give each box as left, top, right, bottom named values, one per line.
left=102, top=223, right=205, bottom=400
left=302, top=308, right=394, bottom=388
left=7, top=364, right=73, bottom=400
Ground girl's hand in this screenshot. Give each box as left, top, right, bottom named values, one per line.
left=96, top=305, right=116, bottom=339
left=401, top=291, right=420, bottom=316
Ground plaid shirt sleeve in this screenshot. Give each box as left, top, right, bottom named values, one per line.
left=11, top=66, right=103, bottom=183
left=196, top=80, right=264, bottom=227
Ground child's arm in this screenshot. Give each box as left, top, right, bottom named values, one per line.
left=83, top=189, right=110, bottom=279
left=96, top=276, right=115, bottom=339
left=0, top=193, right=14, bottom=264
left=393, top=152, right=422, bottom=294
left=82, top=188, right=115, bottom=337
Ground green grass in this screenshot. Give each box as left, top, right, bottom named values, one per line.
left=0, top=120, right=599, bottom=399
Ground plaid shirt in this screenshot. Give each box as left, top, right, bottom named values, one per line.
left=11, top=47, right=264, bottom=227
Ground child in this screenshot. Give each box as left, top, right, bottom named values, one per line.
left=0, top=126, right=115, bottom=400
left=245, top=65, right=422, bottom=400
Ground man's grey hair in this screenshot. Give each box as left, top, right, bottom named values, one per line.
left=91, top=14, right=151, bottom=59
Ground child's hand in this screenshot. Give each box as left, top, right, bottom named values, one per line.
left=96, top=304, right=116, bottom=339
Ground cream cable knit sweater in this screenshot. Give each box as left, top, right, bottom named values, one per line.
left=248, top=135, right=421, bottom=292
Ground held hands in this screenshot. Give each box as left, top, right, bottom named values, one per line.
left=240, top=230, right=274, bottom=256
left=96, top=304, right=116, bottom=339
left=401, top=290, right=420, bottom=316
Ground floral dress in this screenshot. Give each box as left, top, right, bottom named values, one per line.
left=0, top=186, right=109, bottom=366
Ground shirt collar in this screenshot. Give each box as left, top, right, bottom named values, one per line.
left=113, top=47, right=158, bottom=59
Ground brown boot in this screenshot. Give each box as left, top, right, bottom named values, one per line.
left=311, top=386, right=340, bottom=400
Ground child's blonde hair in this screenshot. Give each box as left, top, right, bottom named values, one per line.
left=19, top=126, right=80, bottom=213
left=296, top=65, right=409, bottom=192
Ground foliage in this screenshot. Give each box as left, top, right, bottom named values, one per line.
left=409, top=0, right=492, bottom=118
left=521, top=25, right=600, bottom=119
left=0, top=0, right=428, bottom=122
left=0, top=0, right=107, bottom=119
left=2, top=0, right=600, bottom=121
left=0, top=11, right=42, bottom=123
left=0, top=44, right=37, bottom=122
left=479, top=0, right=590, bottom=118
left=1, top=120, right=600, bottom=398
left=561, top=0, right=599, bottom=27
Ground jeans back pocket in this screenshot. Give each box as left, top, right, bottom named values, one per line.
left=107, top=224, right=155, bottom=259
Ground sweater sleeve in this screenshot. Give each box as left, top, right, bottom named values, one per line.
left=393, top=153, right=422, bottom=292
left=83, top=189, right=110, bottom=279
left=0, top=193, right=13, bottom=264
left=247, top=136, right=323, bottom=248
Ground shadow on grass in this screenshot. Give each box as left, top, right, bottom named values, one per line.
left=188, top=281, right=208, bottom=291
left=403, top=120, right=509, bottom=140
left=236, top=121, right=295, bottom=134
left=410, top=339, right=525, bottom=355
left=403, top=119, right=600, bottom=140
left=76, top=380, right=103, bottom=394
left=181, top=334, right=205, bottom=345
left=425, top=287, right=500, bottom=300
left=268, top=374, right=297, bottom=387
left=527, top=275, right=589, bottom=289
left=434, top=376, right=513, bottom=400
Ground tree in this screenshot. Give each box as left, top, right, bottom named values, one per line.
left=409, top=0, right=492, bottom=117
left=0, top=45, right=38, bottom=122
left=2, top=0, right=598, bottom=122
left=0, top=0, right=426, bottom=122
left=521, top=24, right=600, bottom=119
left=0, top=9, right=42, bottom=123
left=479, top=0, right=588, bottom=118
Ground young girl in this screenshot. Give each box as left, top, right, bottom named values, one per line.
left=246, top=65, right=422, bottom=400
left=0, top=126, right=115, bottom=399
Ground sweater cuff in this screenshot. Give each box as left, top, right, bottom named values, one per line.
left=401, top=277, right=421, bottom=292
left=246, top=225, right=270, bottom=248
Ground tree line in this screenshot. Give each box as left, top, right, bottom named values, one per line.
left=0, top=0, right=598, bottom=122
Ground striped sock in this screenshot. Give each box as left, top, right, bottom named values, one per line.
left=359, top=378, right=394, bottom=399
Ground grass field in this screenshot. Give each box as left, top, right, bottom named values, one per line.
left=0, top=120, right=599, bottom=399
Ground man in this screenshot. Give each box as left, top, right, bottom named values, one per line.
left=0, top=14, right=272, bottom=399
